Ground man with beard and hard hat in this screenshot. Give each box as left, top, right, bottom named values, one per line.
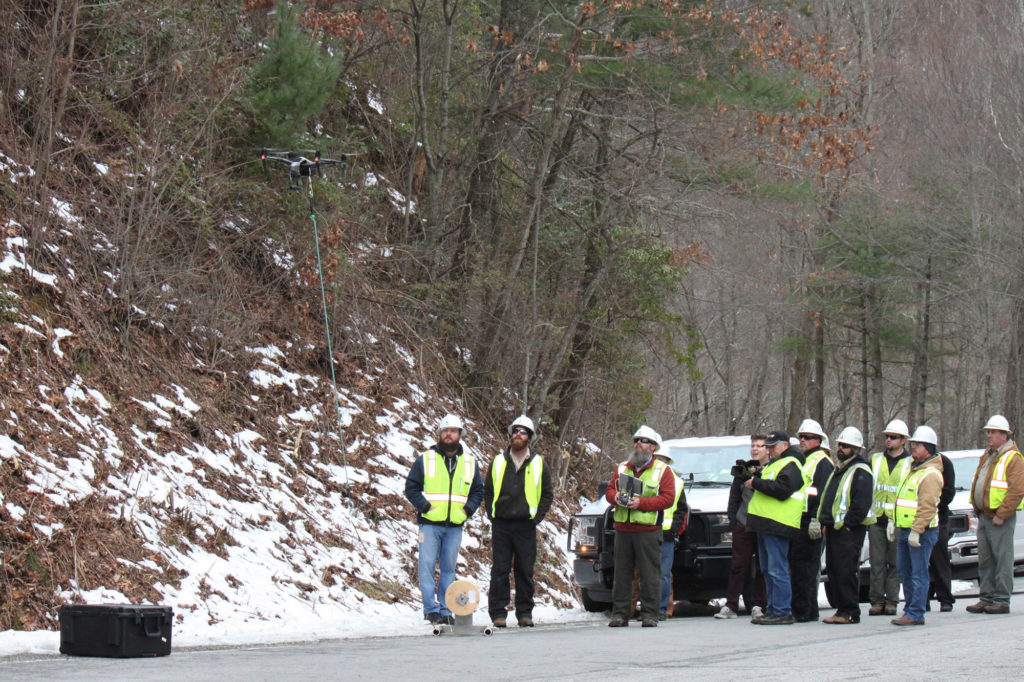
left=484, top=415, right=553, bottom=628
left=867, top=418, right=912, bottom=616
left=745, top=430, right=806, bottom=625
left=404, top=413, right=484, bottom=626
left=604, top=426, right=676, bottom=628
left=891, top=425, right=944, bottom=625
left=814, top=426, right=874, bottom=624
left=966, top=414, right=1024, bottom=614
left=791, top=418, right=833, bottom=623
left=652, top=444, right=688, bottom=620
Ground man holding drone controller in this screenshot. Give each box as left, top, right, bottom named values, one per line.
left=604, top=426, right=676, bottom=628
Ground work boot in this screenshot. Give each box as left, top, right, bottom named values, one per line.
left=939, top=603, right=954, bottom=612
left=491, top=617, right=507, bottom=628
left=890, top=616, right=925, bottom=626
left=443, top=615, right=455, bottom=626
left=822, top=614, right=855, bottom=624
left=517, top=616, right=534, bottom=627
left=427, top=612, right=442, bottom=624
left=641, top=618, right=658, bottom=627
left=608, top=617, right=628, bottom=627
left=983, top=604, right=1010, bottom=614
left=966, top=602, right=989, bottom=613
left=868, top=603, right=885, bottom=616
left=883, top=604, right=898, bottom=615
left=657, top=613, right=668, bottom=621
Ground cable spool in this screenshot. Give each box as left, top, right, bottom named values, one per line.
left=444, top=579, right=480, bottom=617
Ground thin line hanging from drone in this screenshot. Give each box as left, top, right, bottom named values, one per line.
left=261, top=148, right=352, bottom=494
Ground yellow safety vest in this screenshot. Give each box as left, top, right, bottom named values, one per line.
left=894, top=466, right=942, bottom=529
left=747, top=455, right=805, bottom=530
left=422, top=449, right=475, bottom=525
left=818, top=462, right=876, bottom=529
left=871, top=452, right=912, bottom=519
left=613, top=460, right=669, bottom=526
left=490, top=454, right=544, bottom=518
left=662, top=473, right=685, bottom=532
left=802, top=448, right=830, bottom=512
left=972, top=449, right=1024, bottom=512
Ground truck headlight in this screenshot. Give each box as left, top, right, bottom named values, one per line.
left=571, top=515, right=599, bottom=554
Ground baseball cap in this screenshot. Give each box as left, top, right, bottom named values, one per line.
left=763, top=429, right=790, bottom=446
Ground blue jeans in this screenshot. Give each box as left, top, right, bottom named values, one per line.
left=896, top=527, right=938, bottom=621
left=660, top=540, right=674, bottom=614
left=758, top=532, right=792, bottom=616
left=418, top=524, right=463, bottom=616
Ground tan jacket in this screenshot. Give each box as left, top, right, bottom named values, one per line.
left=906, top=456, right=943, bottom=533
left=970, top=439, right=1024, bottom=520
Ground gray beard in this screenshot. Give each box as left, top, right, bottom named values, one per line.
left=628, top=449, right=648, bottom=468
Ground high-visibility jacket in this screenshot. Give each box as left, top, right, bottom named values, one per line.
left=613, top=460, right=669, bottom=526
left=662, top=472, right=685, bottom=532
left=894, top=465, right=943, bottom=529
left=747, top=455, right=805, bottom=531
left=971, top=448, right=1024, bottom=512
left=801, top=447, right=831, bottom=514
left=819, top=462, right=876, bottom=529
left=871, top=452, right=912, bottom=519
left=490, top=454, right=544, bottom=518
left=421, top=449, right=475, bottom=525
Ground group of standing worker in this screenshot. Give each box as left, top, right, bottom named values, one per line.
left=404, top=414, right=552, bottom=628
left=403, top=409, right=1023, bottom=630
left=714, top=414, right=1024, bottom=626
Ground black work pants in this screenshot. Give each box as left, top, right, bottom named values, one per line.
left=928, top=524, right=954, bottom=606
left=789, top=532, right=824, bottom=620
left=488, top=518, right=537, bottom=619
left=825, top=524, right=866, bottom=620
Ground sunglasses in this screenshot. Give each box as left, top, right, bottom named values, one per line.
left=633, top=437, right=656, bottom=445
left=511, top=427, right=531, bottom=436
left=885, top=435, right=904, bottom=440
left=798, top=434, right=818, bottom=440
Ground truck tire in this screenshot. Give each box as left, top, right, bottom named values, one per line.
left=581, top=588, right=612, bottom=613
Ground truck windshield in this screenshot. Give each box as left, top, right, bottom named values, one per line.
left=666, top=440, right=752, bottom=484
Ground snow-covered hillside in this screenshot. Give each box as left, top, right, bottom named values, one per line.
left=0, top=151, right=587, bottom=657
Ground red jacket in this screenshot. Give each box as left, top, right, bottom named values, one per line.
left=604, top=457, right=676, bottom=532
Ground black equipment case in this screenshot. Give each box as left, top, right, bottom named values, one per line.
left=59, top=604, right=173, bottom=658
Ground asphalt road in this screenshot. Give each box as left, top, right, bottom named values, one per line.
left=5, top=591, right=1024, bottom=682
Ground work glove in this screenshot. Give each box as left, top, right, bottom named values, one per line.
left=886, top=522, right=895, bottom=542
left=808, top=518, right=822, bottom=540
left=908, top=530, right=921, bottom=548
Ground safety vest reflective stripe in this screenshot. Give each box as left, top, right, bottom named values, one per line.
left=894, top=467, right=942, bottom=529
left=822, top=462, right=876, bottom=530
left=421, top=450, right=475, bottom=524
left=987, top=450, right=1024, bottom=511
left=747, top=455, right=804, bottom=530
left=613, top=460, right=668, bottom=526
left=872, top=453, right=912, bottom=518
left=662, top=473, right=684, bottom=531
left=490, top=454, right=544, bottom=518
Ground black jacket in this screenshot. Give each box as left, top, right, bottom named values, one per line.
left=746, top=445, right=805, bottom=539
left=817, top=454, right=874, bottom=528
left=483, top=449, right=554, bottom=524
left=937, top=453, right=955, bottom=526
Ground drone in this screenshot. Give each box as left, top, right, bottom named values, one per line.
left=260, top=148, right=349, bottom=190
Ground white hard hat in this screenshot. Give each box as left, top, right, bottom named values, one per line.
left=820, top=436, right=831, bottom=452
left=508, top=415, right=536, bottom=440
left=983, top=414, right=1012, bottom=434
left=909, top=425, right=938, bottom=447
left=437, top=413, right=464, bottom=436
left=632, top=425, right=663, bottom=448
left=883, top=419, right=910, bottom=438
left=797, top=418, right=827, bottom=440
left=836, top=426, right=864, bottom=449
left=653, top=444, right=674, bottom=465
